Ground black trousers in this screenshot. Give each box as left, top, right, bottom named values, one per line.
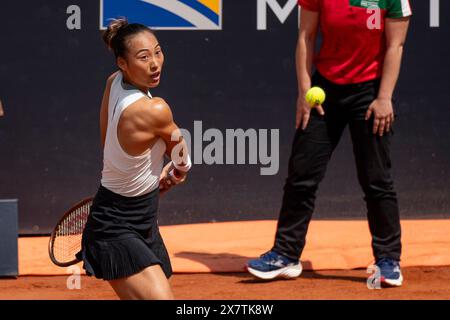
left=273, top=72, right=402, bottom=262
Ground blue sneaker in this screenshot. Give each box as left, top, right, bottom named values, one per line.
left=247, top=250, right=302, bottom=280
left=376, top=258, right=403, bottom=287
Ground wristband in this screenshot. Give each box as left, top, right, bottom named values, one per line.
left=172, top=154, right=192, bottom=173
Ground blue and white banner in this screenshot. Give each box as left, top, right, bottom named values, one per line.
left=100, top=0, right=222, bottom=30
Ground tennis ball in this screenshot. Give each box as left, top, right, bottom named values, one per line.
left=305, top=86, right=326, bottom=107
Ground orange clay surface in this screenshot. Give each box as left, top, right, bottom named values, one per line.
left=19, top=220, right=450, bottom=275
left=1, top=267, right=449, bottom=300
left=4, top=219, right=449, bottom=300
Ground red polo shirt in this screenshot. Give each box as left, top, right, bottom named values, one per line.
left=298, top=0, right=412, bottom=84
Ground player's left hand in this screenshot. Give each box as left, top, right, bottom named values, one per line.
left=159, top=162, right=187, bottom=195
left=365, top=98, right=394, bottom=136
left=159, top=163, right=173, bottom=195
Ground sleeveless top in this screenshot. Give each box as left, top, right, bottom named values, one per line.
left=101, top=72, right=166, bottom=197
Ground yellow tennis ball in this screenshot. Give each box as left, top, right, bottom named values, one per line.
left=305, top=87, right=326, bottom=107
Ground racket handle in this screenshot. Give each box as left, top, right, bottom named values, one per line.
left=169, top=168, right=183, bottom=182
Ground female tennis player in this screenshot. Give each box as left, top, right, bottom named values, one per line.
left=248, top=0, right=411, bottom=287
left=76, top=18, right=191, bottom=300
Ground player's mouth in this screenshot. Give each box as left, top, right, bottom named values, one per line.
left=150, top=71, right=161, bottom=83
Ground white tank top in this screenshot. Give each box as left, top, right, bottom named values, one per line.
left=101, top=72, right=166, bottom=197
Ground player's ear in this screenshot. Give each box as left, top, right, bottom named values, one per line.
left=117, top=56, right=127, bottom=71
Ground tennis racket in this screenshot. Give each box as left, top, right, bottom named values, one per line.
left=48, top=197, right=93, bottom=267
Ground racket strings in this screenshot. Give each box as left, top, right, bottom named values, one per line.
left=53, top=203, right=91, bottom=263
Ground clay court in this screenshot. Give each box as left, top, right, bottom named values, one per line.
left=1, top=266, right=449, bottom=300
left=0, top=220, right=449, bottom=300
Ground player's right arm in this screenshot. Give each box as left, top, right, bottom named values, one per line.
left=141, top=98, right=191, bottom=192
left=296, top=6, right=322, bottom=129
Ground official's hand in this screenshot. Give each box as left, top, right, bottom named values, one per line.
left=296, top=94, right=324, bottom=130
left=365, top=98, right=394, bottom=136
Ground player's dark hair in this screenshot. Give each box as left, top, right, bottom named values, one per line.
left=102, top=17, right=155, bottom=58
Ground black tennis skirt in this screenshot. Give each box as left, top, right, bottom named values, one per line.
left=75, top=185, right=172, bottom=281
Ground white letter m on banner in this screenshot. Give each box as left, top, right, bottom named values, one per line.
left=257, top=0, right=298, bottom=30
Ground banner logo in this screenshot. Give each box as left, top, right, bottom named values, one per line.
left=100, top=0, right=222, bottom=30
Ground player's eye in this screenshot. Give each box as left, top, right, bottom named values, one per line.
left=140, top=55, right=149, bottom=60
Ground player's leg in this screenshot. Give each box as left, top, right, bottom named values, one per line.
left=348, top=84, right=402, bottom=286
left=108, top=264, right=174, bottom=300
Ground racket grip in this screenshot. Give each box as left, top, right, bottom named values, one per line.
left=169, top=168, right=183, bottom=182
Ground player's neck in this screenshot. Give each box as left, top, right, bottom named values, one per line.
left=122, top=73, right=148, bottom=94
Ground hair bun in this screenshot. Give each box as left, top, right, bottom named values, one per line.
left=102, top=18, right=129, bottom=49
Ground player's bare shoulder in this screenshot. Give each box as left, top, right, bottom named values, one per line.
left=106, top=71, right=120, bottom=86
left=143, top=97, right=174, bottom=129
left=122, top=96, right=174, bottom=132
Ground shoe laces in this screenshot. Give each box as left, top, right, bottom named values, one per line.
left=260, top=250, right=279, bottom=262
left=376, top=258, right=399, bottom=268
